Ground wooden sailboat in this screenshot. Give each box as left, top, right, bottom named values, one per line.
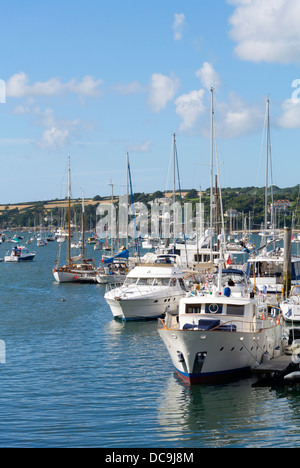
left=53, top=158, right=97, bottom=283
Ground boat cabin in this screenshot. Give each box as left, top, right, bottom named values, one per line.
left=168, top=295, right=273, bottom=333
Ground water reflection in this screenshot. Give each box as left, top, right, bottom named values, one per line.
left=156, top=374, right=300, bottom=448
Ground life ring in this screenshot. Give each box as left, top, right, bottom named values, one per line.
left=209, top=304, right=219, bottom=314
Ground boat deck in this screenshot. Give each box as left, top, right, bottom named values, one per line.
left=252, top=355, right=292, bottom=374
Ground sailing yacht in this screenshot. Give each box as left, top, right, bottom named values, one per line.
left=53, top=159, right=97, bottom=283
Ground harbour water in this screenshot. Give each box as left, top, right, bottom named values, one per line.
left=0, top=239, right=300, bottom=448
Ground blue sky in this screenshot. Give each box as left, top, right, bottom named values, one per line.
left=1, top=0, right=300, bottom=203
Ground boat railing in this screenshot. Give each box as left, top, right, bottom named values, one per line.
left=160, top=316, right=280, bottom=333
left=106, top=281, right=185, bottom=298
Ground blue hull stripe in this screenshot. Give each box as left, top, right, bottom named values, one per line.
left=175, top=365, right=251, bottom=383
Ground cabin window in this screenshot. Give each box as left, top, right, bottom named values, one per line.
left=186, top=305, right=202, bottom=314
left=226, top=304, right=245, bottom=316
left=124, top=278, right=138, bottom=286
left=205, top=304, right=223, bottom=315
left=178, top=278, right=186, bottom=290
left=137, top=278, right=154, bottom=286
left=152, top=278, right=170, bottom=286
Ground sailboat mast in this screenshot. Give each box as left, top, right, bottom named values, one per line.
left=82, top=189, right=85, bottom=260
left=67, top=156, right=71, bottom=265
left=173, top=133, right=176, bottom=207
left=126, top=152, right=129, bottom=250
left=264, top=98, right=270, bottom=233
left=109, top=180, right=114, bottom=254
left=210, top=87, right=214, bottom=260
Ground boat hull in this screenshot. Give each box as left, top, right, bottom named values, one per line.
left=96, top=274, right=126, bottom=285
left=281, top=303, right=300, bottom=322
left=4, top=255, right=35, bottom=262
left=105, top=292, right=184, bottom=321
left=53, top=269, right=96, bottom=283
left=158, top=325, right=281, bottom=384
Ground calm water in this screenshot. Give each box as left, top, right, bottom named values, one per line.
left=0, top=237, right=300, bottom=448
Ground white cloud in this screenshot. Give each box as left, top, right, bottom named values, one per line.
left=175, top=89, right=206, bottom=131
left=173, top=13, right=186, bottom=41
left=228, top=0, right=300, bottom=63
left=6, top=72, right=103, bottom=98
left=216, top=94, right=264, bottom=138
left=36, top=109, right=85, bottom=150
left=127, top=140, right=153, bottom=153
left=38, top=127, right=70, bottom=150
left=113, top=81, right=144, bottom=95
left=277, top=98, right=300, bottom=128
left=12, top=104, right=93, bottom=150
left=148, top=73, right=180, bottom=113
left=195, top=62, right=222, bottom=91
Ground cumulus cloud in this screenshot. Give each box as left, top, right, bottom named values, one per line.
left=175, top=89, right=206, bottom=131
left=113, top=81, right=144, bottom=95
left=173, top=13, right=186, bottom=41
left=12, top=104, right=93, bottom=150
left=195, top=62, right=222, bottom=91
left=126, top=140, right=153, bottom=153
left=216, top=93, right=264, bottom=138
left=35, top=108, right=86, bottom=150
left=228, top=0, right=300, bottom=63
left=6, top=72, right=103, bottom=98
left=148, top=73, right=180, bottom=113
left=277, top=98, right=300, bottom=128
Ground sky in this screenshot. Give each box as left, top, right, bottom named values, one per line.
left=1, top=0, right=300, bottom=203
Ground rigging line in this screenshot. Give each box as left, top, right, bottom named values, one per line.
left=175, top=139, right=189, bottom=267
left=253, top=106, right=268, bottom=215
left=165, top=135, right=175, bottom=194
left=213, top=115, right=225, bottom=249
left=240, top=338, right=261, bottom=367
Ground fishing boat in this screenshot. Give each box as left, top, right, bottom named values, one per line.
left=158, top=261, right=283, bottom=384
left=281, top=286, right=300, bottom=322
left=53, top=159, right=97, bottom=283
left=104, top=254, right=187, bottom=320
left=4, top=245, right=36, bottom=262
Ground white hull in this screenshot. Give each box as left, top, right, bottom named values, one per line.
left=53, top=268, right=96, bottom=283
left=281, top=303, right=300, bottom=322
left=159, top=324, right=281, bottom=384
left=4, top=256, right=35, bottom=262
left=96, top=274, right=126, bottom=285
left=105, top=290, right=185, bottom=320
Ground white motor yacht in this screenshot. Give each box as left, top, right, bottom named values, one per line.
left=158, top=263, right=283, bottom=384
left=245, top=247, right=300, bottom=295
left=104, top=254, right=187, bottom=320
left=4, top=245, right=36, bottom=262
left=281, top=286, right=300, bottom=322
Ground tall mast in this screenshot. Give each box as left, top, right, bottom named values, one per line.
left=173, top=133, right=176, bottom=207
left=67, top=156, right=71, bottom=265
left=126, top=152, right=129, bottom=250
left=109, top=179, right=114, bottom=254
left=264, top=98, right=269, bottom=233
left=210, top=87, right=214, bottom=260
left=82, top=188, right=85, bottom=260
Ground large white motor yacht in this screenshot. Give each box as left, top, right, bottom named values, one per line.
left=104, top=254, right=187, bottom=320
left=158, top=263, right=283, bottom=384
